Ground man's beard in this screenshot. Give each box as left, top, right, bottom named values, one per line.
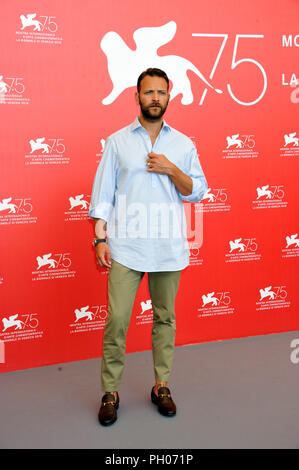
left=139, top=100, right=169, bottom=121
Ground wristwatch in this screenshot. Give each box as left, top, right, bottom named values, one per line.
left=93, top=238, right=107, bottom=247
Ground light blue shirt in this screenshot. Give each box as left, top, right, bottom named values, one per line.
left=89, top=117, right=207, bottom=272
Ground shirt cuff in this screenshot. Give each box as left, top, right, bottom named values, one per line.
left=178, top=176, right=207, bottom=203
left=88, top=202, right=114, bottom=222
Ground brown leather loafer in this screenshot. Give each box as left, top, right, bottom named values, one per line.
left=151, top=386, right=176, bottom=416
left=98, top=392, right=119, bottom=426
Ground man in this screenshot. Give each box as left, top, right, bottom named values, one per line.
left=89, top=68, right=207, bottom=426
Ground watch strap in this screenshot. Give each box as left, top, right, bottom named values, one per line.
left=93, top=238, right=107, bottom=247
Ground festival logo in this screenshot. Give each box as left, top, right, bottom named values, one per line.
left=280, top=132, right=299, bottom=157
left=25, top=138, right=69, bottom=165
left=16, top=13, right=62, bottom=44
left=136, top=299, right=153, bottom=326
left=225, top=237, right=261, bottom=263
left=69, top=305, right=108, bottom=333
left=32, top=252, right=76, bottom=281
left=256, top=285, right=291, bottom=311
left=0, top=313, right=43, bottom=343
left=65, top=194, right=90, bottom=221
left=252, top=185, right=288, bottom=209
left=0, top=197, right=37, bottom=225
left=0, top=75, right=30, bottom=105
left=197, top=291, right=235, bottom=318
left=101, top=24, right=269, bottom=106
left=222, top=133, right=259, bottom=159
left=201, top=188, right=231, bottom=212
left=282, top=233, right=299, bottom=259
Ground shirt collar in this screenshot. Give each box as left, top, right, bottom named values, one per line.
left=130, top=116, right=171, bottom=133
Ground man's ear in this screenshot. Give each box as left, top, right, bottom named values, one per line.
left=135, top=91, right=140, bottom=105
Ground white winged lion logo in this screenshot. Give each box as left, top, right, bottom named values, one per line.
left=101, top=21, right=223, bottom=105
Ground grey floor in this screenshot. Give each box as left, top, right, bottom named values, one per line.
left=0, top=330, right=299, bottom=449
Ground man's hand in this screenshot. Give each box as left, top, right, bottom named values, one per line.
left=95, top=242, right=112, bottom=268
left=146, top=152, right=193, bottom=196
left=146, top=152, right=174, bottom=175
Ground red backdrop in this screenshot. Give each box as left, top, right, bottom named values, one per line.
left=0, top=0, right=298, bottom=373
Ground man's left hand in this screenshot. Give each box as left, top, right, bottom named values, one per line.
left=146, top=152, right=174, bottom=175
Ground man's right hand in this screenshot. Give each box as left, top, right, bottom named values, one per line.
left=95, top=242, right=112, bottom=268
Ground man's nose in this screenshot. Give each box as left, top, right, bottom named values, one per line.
left=152, top=91, right=160, bottom=102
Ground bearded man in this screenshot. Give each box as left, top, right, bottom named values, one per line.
left=89, top=68, right=207, bottom=426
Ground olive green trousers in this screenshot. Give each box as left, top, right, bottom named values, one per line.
left=101, top=259, right=181, bottom=392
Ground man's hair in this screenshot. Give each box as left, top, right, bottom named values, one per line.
left=137, top=68, right=169, bottom=92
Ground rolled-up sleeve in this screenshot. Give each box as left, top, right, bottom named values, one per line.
left=89, top=137, right=118, bottom=221
left=178, top=146, right=208, bottom=203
